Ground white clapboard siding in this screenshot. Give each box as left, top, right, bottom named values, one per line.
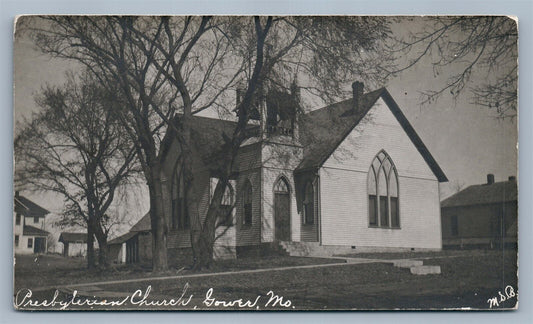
left=320, top=98, right=442, bottom=249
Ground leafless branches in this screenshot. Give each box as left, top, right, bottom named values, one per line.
left=15, top=70, right=139, bottom=268
left=388, top=16, right=517, bottom=118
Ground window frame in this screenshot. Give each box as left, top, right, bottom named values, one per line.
left=15, top=235, right=19, bottom=247
left=171, top=167, right=190, bottom=230
left=450, top=215, right=459, bottom=237
left=33, top=216, right=39, bottom=224
left=367, top=151, right=400, bottom=229
left=242, top=180, right=253, bottom=227
left=27, top=238, right=33, bottom=249
left=15, top=213, right=21, bottom=225
left=217, top=182, right=235, bottom=227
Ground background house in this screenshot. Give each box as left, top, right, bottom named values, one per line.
left=14, top=191, right=50, bottom=254
left=107, top=232, right=137, bottom=264
left=441, top=174, right=518, bottom=249
left=58, top=232, right=88, bottom=257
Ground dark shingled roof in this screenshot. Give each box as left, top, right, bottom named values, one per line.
left=296, top=88, right=384, bottom=171
left=14, top=195, right=50, bottom=218
left=441, top=180, right=517, bottom=208
left=188, top=116, right=259, bottom=170
left=172, top=88, right=447, bottom=182
left=295, top=88, right=448, bottom=182
left=108, top=231, right=137, bottom=245
left=130, top=212, right=151, bottom=232
left=23, top=225, right=49, bottom=236
left=59, top=232, right=87, bottom=244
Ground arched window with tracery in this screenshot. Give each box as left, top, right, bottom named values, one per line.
left=242, top=180, right=253, bottom=226
left=218, top=183, right=234, bottom=226
left=171, top=166, right=189, bottom=230
left=368, top=150, right=400, bottom=228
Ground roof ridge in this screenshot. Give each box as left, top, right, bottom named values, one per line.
left=306, top=87, right=386, bottom=117
left=441, top=179, right=517, bottom=207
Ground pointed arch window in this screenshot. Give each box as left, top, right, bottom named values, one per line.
left=218, top=183, right=234, bottom=227
left=274, top=177, right=290, bottom=193
left=368, top=151, right=400, bottom=228
left=171, top=167, right=189, bottom=230
left=242, top=180, right=253, bottom=226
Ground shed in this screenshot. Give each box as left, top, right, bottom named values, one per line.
left=59, top=232, right=88, bottom=257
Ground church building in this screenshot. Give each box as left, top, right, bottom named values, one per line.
left=124, top=81, right=448, bottom=260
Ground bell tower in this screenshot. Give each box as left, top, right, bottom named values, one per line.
left=256, top=80, right=301, bottom=144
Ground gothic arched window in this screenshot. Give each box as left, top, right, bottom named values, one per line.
left=368, top=151, right=400, bottom=228
left=242, top=180, right=253, bottom=226
left=218, top=183, right=234, bottom=227
left=171, top=167, right=189, bottom=230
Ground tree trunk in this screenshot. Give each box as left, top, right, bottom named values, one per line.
left=93, top=219, right=109, bottom=268
left=191, top=178, right=226, bottom=270
left=86, top=221, right=96, bottom=269
left=96, top=239, right=108, bottom=268
left=148, top=164, right=169, bottom=272
left=192, top=230, right=214, bottom=269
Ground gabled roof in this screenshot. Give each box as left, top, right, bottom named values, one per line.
left=23, top=225, right=49, bottom=237
left=296, top=88, right=384, bottom=172
left=295, top=88, right=448, bottom=182
left=58, top=232, right=87, bottom=244
left=130, top=212, right=151, bottom=232
left=14, top=195, right=50, bottom=218
left=441, top=180, right=518, bottom=208
left=108, top=231, right=137, bottom=245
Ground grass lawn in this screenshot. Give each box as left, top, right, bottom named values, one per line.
left=14, top=249, right=517, bottom=310
left=14, top=253, right=343, bottom=292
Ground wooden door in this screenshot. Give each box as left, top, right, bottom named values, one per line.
left=274, top=193, right=290, bottom=241
left=34, top=237, right=45, bottom=254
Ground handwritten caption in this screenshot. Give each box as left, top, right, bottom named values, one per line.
left=15, top=283, right=294, bottom=310
left=487, top=285, right=516, bottom=308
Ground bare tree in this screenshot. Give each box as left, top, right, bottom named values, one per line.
left=27, top=16, right=395, bottom=270
left=389, top=16, right=517, bottom=118
left=15, top=71, right=138, bottom=268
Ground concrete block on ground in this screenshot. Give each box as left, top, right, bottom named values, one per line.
left=410, top=265, right=441, bottom=275
left=393, top=260, right=423, bottom=268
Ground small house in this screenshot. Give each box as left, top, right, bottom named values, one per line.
left=107, top=232, right=137, bottom=264
left=14, top=192, right=50, bottom=254
left=441, top=174, right=518, bottom=249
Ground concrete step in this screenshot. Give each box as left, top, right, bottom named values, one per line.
left=410, top=265, right=441, bottom=275
left=393, top=260, right=423, bottom=268
left=279, top=241, right=356, bottom=257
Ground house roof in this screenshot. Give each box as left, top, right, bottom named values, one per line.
left=108, top=231, right=137, bottom=245
left=14, top=195, right=50, bottom=218
left=58, top=232, right=87, bottom=244
left=296, top=88, right=384, bottom=172
left=441, top=180, right=518, bottom=208
left=182, top=88, right=447, bottom=183
left=187, top=116, right=259, bottom=171
left=23, top=225, right=49, bottom=237
left=295, top=88, right=448, bottom=182
left=130, top=212, right=151, bottom=232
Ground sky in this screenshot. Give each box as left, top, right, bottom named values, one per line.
left=13, top=16, right=518, bottom=240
